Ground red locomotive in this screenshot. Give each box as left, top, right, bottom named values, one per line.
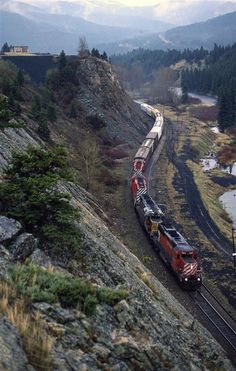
left=157, top=222, right=201, bottom=289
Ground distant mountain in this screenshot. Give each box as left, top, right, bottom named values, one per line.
left=0, top=0, right=173, bottom=32
left=165, top=11, right=236, bottom=49
left=0, top=10, right=155, bottom=54
left=102, top=11, right=236, bottom=55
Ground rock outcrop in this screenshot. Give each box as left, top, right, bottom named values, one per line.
left=76, top=58, right=152, bottom=144
left=0, top=216, right=22, bottom=244
left=0, top=317, right=34, bottom=371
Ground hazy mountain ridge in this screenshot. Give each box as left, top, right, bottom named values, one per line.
left=101, top=11, right=236, bottom=54
left=0, top=10, right=152, bottom=54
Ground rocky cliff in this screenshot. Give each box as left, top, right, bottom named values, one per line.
left=75, top=58, right=151, bottom=144
left=0, top=56, right=234, bottom=370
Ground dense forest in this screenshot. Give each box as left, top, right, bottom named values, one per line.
left=182, top=43, right=236, bottom=131
left=113, top=43, right=236, bottom=131
left=112, top=47, right=209, bottom=81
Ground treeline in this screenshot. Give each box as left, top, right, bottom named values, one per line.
left=112, top=47, right=208, bottom=81
left=182, top=43, right=236, bottom=131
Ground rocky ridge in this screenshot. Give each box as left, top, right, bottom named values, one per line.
left=76, top=58, right=152, bottom=144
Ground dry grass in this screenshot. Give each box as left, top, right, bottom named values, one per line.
left=135, top=267, right=159, bottom=299
left=0, top=281, right=54, bottom=370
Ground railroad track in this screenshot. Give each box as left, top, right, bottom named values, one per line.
left=139, top=105, right=236, bottom=360
left=190, top=284, right=236, bottom=358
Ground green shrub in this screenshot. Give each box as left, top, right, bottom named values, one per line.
left=10, top=264, right=127, bottom=315
left=0, top=146, right=81, bottom=254
left=83, top=295, right=98, bottom=315
left=97, top=287, right=127, bottom=305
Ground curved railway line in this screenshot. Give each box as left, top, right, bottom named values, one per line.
left=136, top=102, right=236, bottom=361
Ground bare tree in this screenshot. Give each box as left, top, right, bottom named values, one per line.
left=78, top=37, right=90, bottom=58
left=79, top=137, right=101, bottom=190
left=129, top=63, right=145, bottom=91
left=150, top=67, right=178, bottom=104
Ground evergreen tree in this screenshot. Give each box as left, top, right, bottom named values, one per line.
left=46, top=103, right=56, bottom=121
left=1, top=42, right=10, bottom=53
left=0, top=94, right=13, bottom=128
left=102, top=51, right=108, bottom=61
left=218, top=89, right=232, bottom=131
left=31, top=96, right=41, bottom=120
left=69, top=102, right=77, bottom=118
left=0, top=146, right=82, bottom=254
left=91, top=48, right=100, bottom=58
left=16, top=69, right=24, bottom=87
left=38, top=114, right=51, bottom=141
left=58, top=50, right=67, bottom=70
left=1, top=77, right=12, bottom=96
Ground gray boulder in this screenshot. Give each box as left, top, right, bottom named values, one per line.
left=28, top=248, right=52, bottom=267
left=9, top=233, right=38, bottom=262
left=0, top=244, right=12, bottom=279
left=0, top=317, right=34, bottom=371
left=0, top=216, right=22, bottom=244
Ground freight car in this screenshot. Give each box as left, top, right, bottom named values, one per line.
left=132, top=158, right=145, bottom=176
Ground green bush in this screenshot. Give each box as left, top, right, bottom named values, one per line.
left=0, top=146, right=81, bottom=254
left=10, top=264, right=127, bottom=315
left=97, top=287, right=127, bottom=305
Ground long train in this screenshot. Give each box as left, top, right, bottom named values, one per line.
left=131, top=103, right=202, bottom=290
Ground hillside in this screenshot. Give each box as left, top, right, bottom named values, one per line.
left=0, top=56, right=234, bottom=370
left=165, top=11, right=236, bottom=49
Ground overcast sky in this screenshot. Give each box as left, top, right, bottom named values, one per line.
left=6, top=0, right=236, bottom=25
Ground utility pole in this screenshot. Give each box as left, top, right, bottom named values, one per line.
left=232, top=227, right=236, bottom=268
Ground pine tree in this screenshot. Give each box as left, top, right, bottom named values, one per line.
left=0, top=94, right=12, bottom=128
left=218, top=89, right=232, bottom=132
left=58, top=50, right=67, bottom=70
left=102, top=51, right=108, bottom=61
left=31, top=96, right=41, bottom=120
left=1, top=42, right=10, bottom=53
left=69, top=102, right=77, bottom=118
left=0, top=146, right=81, bottom=254
left=38, top=114, right=51, bottom=141
left=46, top=103, right=56, bottom=121
left=16, top=69, right=24, bottom=87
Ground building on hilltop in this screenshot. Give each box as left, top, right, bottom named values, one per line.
left=10, top=46, right=29, bottom=53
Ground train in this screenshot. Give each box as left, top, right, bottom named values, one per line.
left=131, top=102, right=202, bottom=290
